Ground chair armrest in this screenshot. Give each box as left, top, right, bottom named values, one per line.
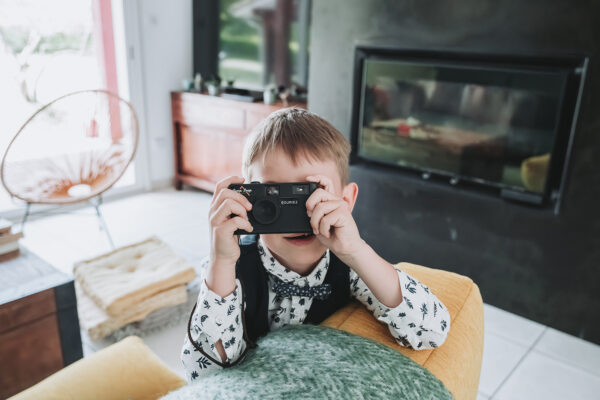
left=9, top=336, right=186, bottom=400
left=321, top=262, right=484, bottom=400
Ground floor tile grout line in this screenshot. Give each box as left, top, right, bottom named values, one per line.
left=489, top=326, right=548, bottom=399
left=478, top=391, right=491, bottom=400
left=528, top=347, right=600, bottom=380
left=485, top=318, right=600, bottom=381
left=485, top=328, right=544, bottom=349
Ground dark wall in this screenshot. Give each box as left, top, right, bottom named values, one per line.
left=307, top=0, right=600, bottom=343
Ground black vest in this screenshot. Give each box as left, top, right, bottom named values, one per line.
left=235, top=235, right=351, bottom=346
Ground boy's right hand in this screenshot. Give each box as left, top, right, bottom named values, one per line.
left=209, top=175, right=254, bottom=266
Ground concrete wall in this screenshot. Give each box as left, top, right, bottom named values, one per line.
left=126, top=0, right=193, bottom=188
left=307, top=0, right=600, bottom=343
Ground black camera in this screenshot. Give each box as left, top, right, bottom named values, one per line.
left=228, top=181, right=318, bottom=235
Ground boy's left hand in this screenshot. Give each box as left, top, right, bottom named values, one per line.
left=305, top=175, right=365, bottom=261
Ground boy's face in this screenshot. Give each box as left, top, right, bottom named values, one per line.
left=247, top=147, right=357, bottom=275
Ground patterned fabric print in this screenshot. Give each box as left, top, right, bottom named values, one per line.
left=258, top=237, right=330, bottom=330
left=181, top=256, right=247, bottom=376
left=271, top=276, right=332, bottom=300
left=349, top=268, right=450, bottom=351
left=181, top=237, right=451, bottom=383
left=257, top=237, right=330, bottom=283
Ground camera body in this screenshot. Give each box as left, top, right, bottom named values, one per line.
left=228, top=181, right=318, bottom=235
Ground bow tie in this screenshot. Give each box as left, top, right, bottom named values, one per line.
left=272, top=277, right=332, bottom=300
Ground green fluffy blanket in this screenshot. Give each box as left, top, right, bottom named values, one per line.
left=162, top=324, right=453, bottom=400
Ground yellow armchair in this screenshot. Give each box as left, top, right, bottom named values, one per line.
left=322, top=263, right=484, bottom=400
left=10, top=262, right=483, bottom=400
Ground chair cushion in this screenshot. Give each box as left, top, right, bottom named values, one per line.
left=8, top=336, right=186, bottom=400
left=2, top=146, right=129, bottom=204
left=73, top=236, right=196, bottom=316
left=321, top=262, right=484, bottom=400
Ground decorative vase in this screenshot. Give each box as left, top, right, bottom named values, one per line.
left=207, top=84, right=220, bottom=96
left=194, top=73, right=203, bottom=91
left=181, top=79, right=193, bottom=91
left=263, top=88, right=277, bottom=105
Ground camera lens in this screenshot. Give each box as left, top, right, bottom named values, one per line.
left=252, top=199, right=280, bottom=224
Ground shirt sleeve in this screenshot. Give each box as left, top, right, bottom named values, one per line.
left=181, top=277, right=247, bottom=382
left=349, top=267, right=450, bottom=350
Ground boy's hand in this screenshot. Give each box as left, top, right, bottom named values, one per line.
left=305, top=175, right=365, bottom=262
left=209, top=175, right=254, bottom=265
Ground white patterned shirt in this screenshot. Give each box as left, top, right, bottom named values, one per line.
left=181, top=236, right=450, bottom=382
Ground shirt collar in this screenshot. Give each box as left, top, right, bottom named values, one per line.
left=257, top=236, right=329, bottom=286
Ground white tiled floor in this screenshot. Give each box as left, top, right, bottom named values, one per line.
left=17, top=187, right=600, bottom=399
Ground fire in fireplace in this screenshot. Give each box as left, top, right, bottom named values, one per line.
left=350, top=46, right=587, bottom=212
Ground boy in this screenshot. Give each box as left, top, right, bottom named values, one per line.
left=181, top=108, right=450, bottom=381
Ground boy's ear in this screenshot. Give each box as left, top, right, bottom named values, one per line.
left=342, top=182, right=359, bottom=212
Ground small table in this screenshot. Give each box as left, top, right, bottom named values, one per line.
left=0, top=246, right=83, bottom=398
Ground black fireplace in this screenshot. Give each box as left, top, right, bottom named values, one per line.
left=350, top=46, right=588, bottom=212
left=308, top=0, right=600, bottom=344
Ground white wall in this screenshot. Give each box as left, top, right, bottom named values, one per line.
left=123, top=0, right=193, bottom=189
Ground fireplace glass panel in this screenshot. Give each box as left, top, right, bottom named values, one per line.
left=357, top=58, right=567, bottom=194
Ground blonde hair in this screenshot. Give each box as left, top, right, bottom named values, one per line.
left=242, top=107, right=351, bottom=185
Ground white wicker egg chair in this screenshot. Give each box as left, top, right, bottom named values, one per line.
left=0, top=89, right=139, bottom=248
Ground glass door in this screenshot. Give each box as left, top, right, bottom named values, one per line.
left=0, top=0, right=140, bottom=215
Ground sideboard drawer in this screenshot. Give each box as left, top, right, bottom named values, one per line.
left=0, top=312, right=64, bottom=398
left=0, top=289, right=56, bottom=334
left=174, top=99, right=245, bottom=130
left=179, top=124, right=245, bottom=184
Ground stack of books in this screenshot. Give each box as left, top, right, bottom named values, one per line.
left=0, top=218, right=23, bottom=260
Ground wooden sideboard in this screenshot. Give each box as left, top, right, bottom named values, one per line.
left=171, top=91, right=307, bottom=192
left=0, top=247, right=82, bottom=398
